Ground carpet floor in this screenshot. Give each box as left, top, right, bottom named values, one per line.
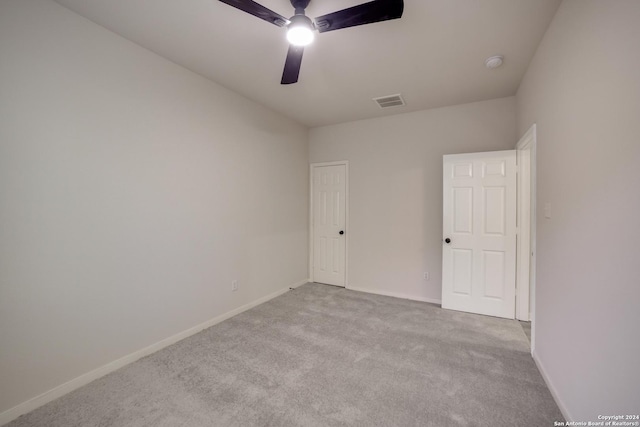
left=8, top=283, right=563, bottom=426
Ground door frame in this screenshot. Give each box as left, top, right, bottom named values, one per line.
left=309, top=161, right=349, bottom=286
left=515, top=124, right=537, bottom=343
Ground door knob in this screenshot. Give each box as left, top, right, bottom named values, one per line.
left=339, top=230, right=344, bottom=235
left=445, top=238, right=451, bottom=244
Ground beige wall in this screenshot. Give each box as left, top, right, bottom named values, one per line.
left=0, top=0, right=308, bottom=415
left=309, top=97, right=516, bottom=302
left=517, top=0, right=640, bottom=420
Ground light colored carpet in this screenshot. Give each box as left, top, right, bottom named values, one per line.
left=520, top=321, right=532, bottom=344
left=8, top=283, right=563, bottom=426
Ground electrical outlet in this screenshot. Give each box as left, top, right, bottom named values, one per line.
left=423, top=272, right=430, bottom=281
left=231, top=280, right=238, bottom=292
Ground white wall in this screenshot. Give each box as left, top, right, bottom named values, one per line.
left=516, top=0, right=640, bottom=420
left=309, top=97, right=516, bottom=302
left=0, top=0, right=308, bottom=416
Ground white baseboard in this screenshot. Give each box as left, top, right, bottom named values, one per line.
left=346, top=286, right=442, bottom=306
left=532, top=349, right=572, bottom=422
left=0, top=278, right=309, bottom=427
left=289, top=279, right=309, bottom=289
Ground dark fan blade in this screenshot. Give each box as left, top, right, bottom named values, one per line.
left=218, top=0, right=288, bottom=27
left=281, top=45, right=304, bottom=85
left=314, top=0, right=404, bottom=33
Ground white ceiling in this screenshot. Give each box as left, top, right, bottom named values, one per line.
left=53, top=0, right=561, bottom=128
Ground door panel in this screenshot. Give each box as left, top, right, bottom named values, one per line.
left=453, top=187, right=473, bottom=233
left=482, top=250, right=505, bottom=299
left=484, top=187, right=505, bottom=235
left=442, top=151, right=516, bottom=319
left=452, top=249, right=473, bottom=295
left=312, top=164, right=346, bottom=286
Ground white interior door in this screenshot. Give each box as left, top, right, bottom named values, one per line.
left=442, top=151, right=516, bottom=319
left=312, top=163, right=347, bottom=287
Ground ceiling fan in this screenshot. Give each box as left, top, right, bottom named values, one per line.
left=218, top=0, right=404, bottom=84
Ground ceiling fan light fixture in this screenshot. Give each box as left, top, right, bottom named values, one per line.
left=286, top=15, right=315, bottom=46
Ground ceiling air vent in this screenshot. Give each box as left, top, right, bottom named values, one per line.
left=373, top=94, right=405, bottom=109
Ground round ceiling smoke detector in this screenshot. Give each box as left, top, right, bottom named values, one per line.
left=485, top=55, right=504, bottom=69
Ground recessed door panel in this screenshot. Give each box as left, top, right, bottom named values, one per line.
left=484, top=187, right=506, bottom=235
left=453, top=188, right=473, bottom=234
left=452, top=249, right=473, bottom=295
left=319, top=191, right=327, bottom=225
left=332, top=238, right=340, bottom=273
left=453, top=163, right=473, bottom=178
left=483, top=161, right=506, bottom=177
left=482, top=250, right=505, bottom=299
left=319, top=237, right=327, bottom=271
left=333, top=191, right=340, bottom=226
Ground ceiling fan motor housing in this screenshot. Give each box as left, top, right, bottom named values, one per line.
left=288, top=14, right=314, bottom=29
left=290, top=0, right=311, bottom=13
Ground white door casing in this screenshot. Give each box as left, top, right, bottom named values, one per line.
left=516, top=125, right=536, bottom=322
left=442, top=151, right=517, bottom=319
left=516, top=124, right=537, bottom=348
left=311, top=162, right=347, bottom=287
